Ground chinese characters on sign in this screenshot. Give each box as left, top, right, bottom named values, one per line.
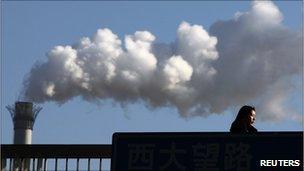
left=159, top=142, right=186, bottom=171
left=192, top=143, right=219, bottom=171
left=128, top=144, right=155, bottom=170
left=224, top=143, right=252, bottom=170
left=112, top=132, right=302, bottom=171
left=128, top=142, right=251, bottom=170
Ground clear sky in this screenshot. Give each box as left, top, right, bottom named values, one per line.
left=1, top=1, right=302, bottom=145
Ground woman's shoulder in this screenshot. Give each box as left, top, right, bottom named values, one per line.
left=230, top=121, right=247, bottom=133
left=248, top=125, right=258, bottom=133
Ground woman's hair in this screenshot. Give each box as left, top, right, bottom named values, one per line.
left=234, top=105, right=255, bottom=122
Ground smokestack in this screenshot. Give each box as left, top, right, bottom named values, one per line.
left=6, top=101, right=42, bottom=144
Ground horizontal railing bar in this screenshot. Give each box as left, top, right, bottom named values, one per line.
left=1, top=145, right=112, bottom=158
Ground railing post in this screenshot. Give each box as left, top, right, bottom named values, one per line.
left=65, top=158, right=68, bottom=171
left=32, top=158, right=35, bottom=171
left=13, top=158, right=20, bottom=171
left=1, top=158, right=6, bottom=171
left=21, top=158, right=24, bottom=171
left=43, top=158, right=47, bottom=171
left=99, top=158, right=102, bottom=171
left=76, top=158, right=80, bottom=171
left=55, top=158, right=58, bottom=171
left=36, top=159, right=43, bottom=171
left=9, top=159, right=12, bottom=171
left=21, top=158, right=30, bottom=171
left=88, top=158, right=91, bottom=171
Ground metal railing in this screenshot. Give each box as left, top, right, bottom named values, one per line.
left=1, top=144, right=112, bottom=171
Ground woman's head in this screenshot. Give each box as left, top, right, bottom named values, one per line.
left=235, top=105, right=256, bottom=126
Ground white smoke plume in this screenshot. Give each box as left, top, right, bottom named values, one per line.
left=22, top=1, right=301, bottom=121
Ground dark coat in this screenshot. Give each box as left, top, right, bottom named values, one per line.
left=230, top=121, right=257, bottom=133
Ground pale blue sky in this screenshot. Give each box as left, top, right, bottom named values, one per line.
left=1, top=1, right=302, bottom=144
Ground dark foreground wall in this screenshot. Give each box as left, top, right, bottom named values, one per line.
left=111, top=132, right=303, bottom=171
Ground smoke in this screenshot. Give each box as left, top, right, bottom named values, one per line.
left=208, top=1, right=301, bottom=121
left=22, top=1, right=301, bottom=121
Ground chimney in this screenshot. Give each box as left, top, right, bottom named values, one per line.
left=6, top=102, right=42, bottom=144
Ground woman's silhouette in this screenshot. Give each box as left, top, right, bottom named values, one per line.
left=230, top=105, right=257, bottom=133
